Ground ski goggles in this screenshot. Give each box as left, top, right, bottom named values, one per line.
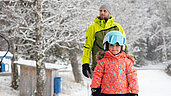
left=103, top=35, right=126, bottom=46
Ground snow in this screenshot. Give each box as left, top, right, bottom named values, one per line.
left=0, top=76, right=18, bottom=96
left=58, top=71, right=91, bottom=96
left=1, top=67, right=171, bottom=96
left=0, top=51, right=13, bottom=57
left=138, top=70, right=171, bottom=96
left=135, top=63, right=167, bottom=70
left=14, top=58, right=67, bottom=70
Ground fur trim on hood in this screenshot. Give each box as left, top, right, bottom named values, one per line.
left=96, top=51, right=105, bottom=61
left=127, top=54, right=136, bottom=64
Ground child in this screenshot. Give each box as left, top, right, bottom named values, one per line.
left=90, top=31, right=139, bottom=96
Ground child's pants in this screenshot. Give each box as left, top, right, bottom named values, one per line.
left=101, top=93, right=130, bottom=96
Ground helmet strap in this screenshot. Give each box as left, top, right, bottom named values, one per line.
left=104, top=42, right=109, bottom=51
left=121, top=45, right=124, bottom=51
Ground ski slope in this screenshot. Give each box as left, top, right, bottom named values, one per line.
left=61, top=69, right=171, bottom=96
left=0, top=70, right=171, bottom=96
left=138, top=70, right=171, bottom=96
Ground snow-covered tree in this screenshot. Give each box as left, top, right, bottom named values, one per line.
left=0, top=0, right=101, bottom=91
left=0, top=1, right=21, bottom=89
left=111, top=0, right=171, bottom=66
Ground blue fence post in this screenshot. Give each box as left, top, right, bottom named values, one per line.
left=0, top=64, right=1, bottom=72
left=0, top=64, right=5, bottom=72
left=54, top=77, right=62, bottom=94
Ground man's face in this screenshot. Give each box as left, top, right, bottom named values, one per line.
left=99, top=8, right=110, bottom=20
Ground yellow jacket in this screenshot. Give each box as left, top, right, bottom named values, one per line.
left=82, top=16, right=126, bottom=66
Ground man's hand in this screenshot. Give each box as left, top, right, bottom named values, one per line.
left=82, top=63, right=91, bottom=78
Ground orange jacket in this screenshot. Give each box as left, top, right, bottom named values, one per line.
left=90, top=51, right=139, bottom=94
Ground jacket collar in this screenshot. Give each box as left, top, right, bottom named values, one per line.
left=104, top=51, right=126, bottom=59
left=94, top=16, right=115, bottom=28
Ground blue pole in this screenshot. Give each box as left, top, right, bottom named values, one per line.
left=1, top=64, right=5, bottom=72
left=54, top=77, right=62, bottom=94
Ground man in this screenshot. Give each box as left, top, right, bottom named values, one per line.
left=82, top=3, right=127, bottom=78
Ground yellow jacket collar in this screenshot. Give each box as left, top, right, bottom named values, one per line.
left=94, top=16, right=115, bottom=28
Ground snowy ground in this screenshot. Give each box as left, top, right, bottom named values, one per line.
left=138, top=70, right=171, bottom=96
left=1, top=68, right=171, bottom=96
left=0, top=76, right=18, bottom=96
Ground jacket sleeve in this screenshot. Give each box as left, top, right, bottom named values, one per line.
left=126, top=59, right=139, bottom=94
left=82, top=25, right=94, bottom=65
left=90, top=60, right=105, bottom=88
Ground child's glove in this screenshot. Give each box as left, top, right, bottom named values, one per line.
left=91, top=88, right=101, bottom=96
left=130, top=93, right=138, bottom=96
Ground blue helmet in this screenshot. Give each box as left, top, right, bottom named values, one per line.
left=103, top=31, right=126, bottom=50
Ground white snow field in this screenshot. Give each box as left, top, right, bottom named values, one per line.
left=1, top=69, right=171, bottom=96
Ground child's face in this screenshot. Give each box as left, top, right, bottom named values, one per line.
left=109, top=43, right=121, bottom=55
